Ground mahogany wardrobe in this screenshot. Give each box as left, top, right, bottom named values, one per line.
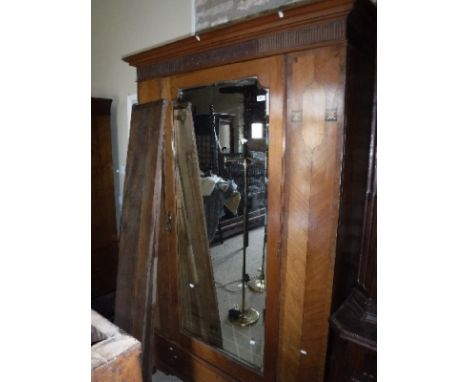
left=114, top=1, right=376, bottom=381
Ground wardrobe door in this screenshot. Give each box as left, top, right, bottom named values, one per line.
left=153, top=55, right=285, bottom=382
left=131, top=47, right=348, bottom=382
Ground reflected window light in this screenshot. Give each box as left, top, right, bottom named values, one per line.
left=251, top=123, right=263, bottom=139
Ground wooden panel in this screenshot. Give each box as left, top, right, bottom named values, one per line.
left=169, top=56, right=278, bottom=97
left=91, top=115, right=116, bottom=247
left=326, top=30, right=376, bottom=378
left=174, top=104, right=222, bottom=347
left=154, top=90, right=179, bottom=375
left=114, top=100, right=167, bottom=382
left=277, top=46, right=346, bottom=381
left=155, top=335, right=236, bottom=382
left=163, top=98, right=180, bottom=338
left=357, top=114, right=376, bottom=299
left=91, top=242, right=119, bottom=302
left=138, top=78, right=162, bottom=103
left=331, top=41, right=376, bottom=312
left=326, top=330, right=376, bottom=382
left=171, top=332, right=263, bottom=382
left=329, top=288, right=376, bottom=351
left=357, top=74, right=377, bottom=300
left=262, top=54, right=286, bottom=382
left=91, top=97, right=118, bottom=298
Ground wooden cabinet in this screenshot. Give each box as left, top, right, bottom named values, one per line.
left=115, top=1, right=376, bottom=381
left=91, top=97, right=118, bottom=301
left=326, top=74, right=377, bottom=382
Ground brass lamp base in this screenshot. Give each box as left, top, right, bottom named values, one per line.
left=228, top=307, right=260, bottom=327
left=248, top=278, right=265, bottom=293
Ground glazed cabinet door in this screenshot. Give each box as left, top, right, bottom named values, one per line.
left=145, top=55, right=285, bottom=382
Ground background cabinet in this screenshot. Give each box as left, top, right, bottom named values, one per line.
left=326, top=78, right=377, bottom=382
left=91, top=97, right=118, bottom=310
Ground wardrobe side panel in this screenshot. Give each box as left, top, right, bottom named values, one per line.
left=138, top=78, right=162, bottom=103
left=277, top=45, right=346, bottom=382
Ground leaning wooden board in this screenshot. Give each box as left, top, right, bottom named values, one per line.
left=114, top=100, right=166, bottom=382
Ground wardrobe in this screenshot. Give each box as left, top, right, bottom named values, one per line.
left=114, top=1, right=376, bottom=381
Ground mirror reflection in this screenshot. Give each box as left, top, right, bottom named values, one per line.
left=175, top=78, right=269, bottom=370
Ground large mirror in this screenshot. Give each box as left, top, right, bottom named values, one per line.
left=174, top=78, right=269, bottom=370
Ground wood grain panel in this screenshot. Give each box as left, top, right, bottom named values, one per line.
left=169, top=56, right=278, bottom=100
left=91, top=113, right=116, bottom=247
left=151, top=101, right=180, bottom=375
left=155, top=335, right=236, bottom=382
left=138, top=78, right=162, bottom=103
left=299, top=45, right=346, bottom=381
left=170, top=334, right=263, bottom=382
left=114, top=100, right=167, bottom=382
left=357, top=85, right=376, bottom=299
left=277, top=46, right=346, bottom=381
left=262, top=54, right=286, bottom=382
left=163, top=98, right=180, bottom=340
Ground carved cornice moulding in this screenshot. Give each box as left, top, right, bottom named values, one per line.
left=137, top=18, right=346, bottom=81
left=123, top=0, right=358, bottom=81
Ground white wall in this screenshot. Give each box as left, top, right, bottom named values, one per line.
left=195, top=0, right=307, bottom=31
left=91, top=0, right=193, bottom=230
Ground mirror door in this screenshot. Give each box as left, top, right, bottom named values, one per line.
left=175, top=78, right=269, bottom=370
left=169, top=55, right=284, bottom=380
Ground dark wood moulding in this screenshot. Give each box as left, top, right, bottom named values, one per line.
left=123, top=0, right=360, bottom=81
